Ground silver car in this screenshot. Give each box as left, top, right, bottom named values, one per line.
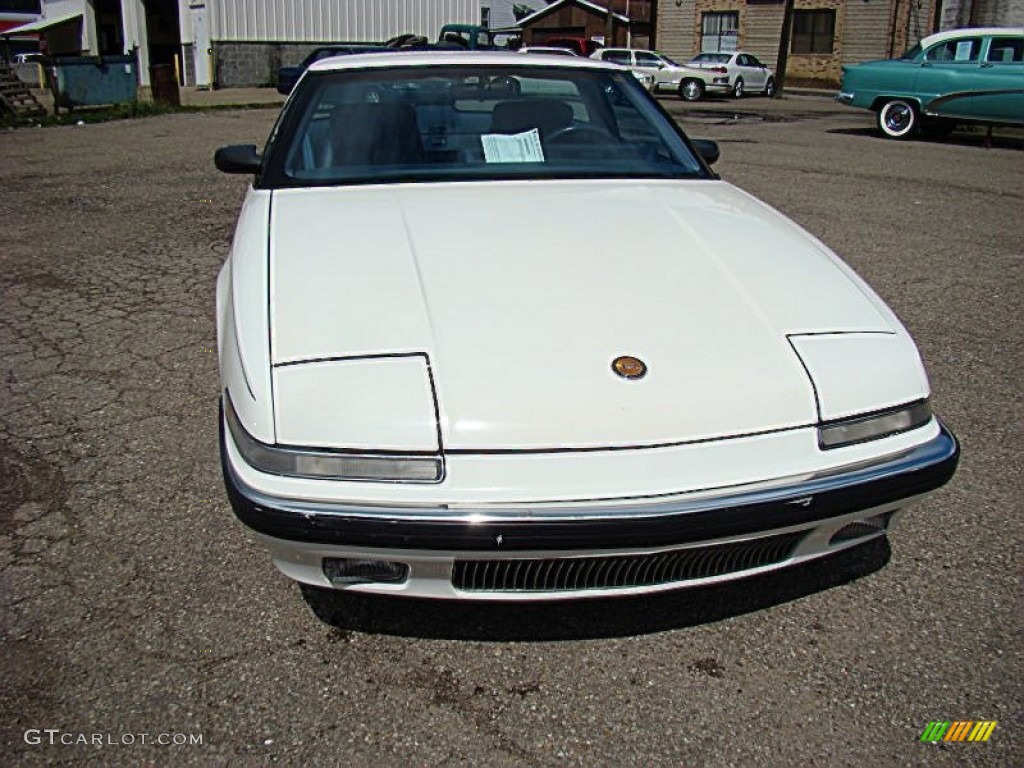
left=688, top=51, right=776, bottom=98
left=591, top=47, right=729, bottom=100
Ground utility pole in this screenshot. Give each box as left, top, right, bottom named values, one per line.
left=625, top=0, right=632, bottom=48
left=774, top=0, right=796, bottom=97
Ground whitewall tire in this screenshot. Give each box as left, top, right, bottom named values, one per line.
left=878, top=99, right=918, bottom=139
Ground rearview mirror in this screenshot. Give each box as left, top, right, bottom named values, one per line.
left=214, top=144, right=262, bottom=174
left=692, top=139, right=720, bottom=166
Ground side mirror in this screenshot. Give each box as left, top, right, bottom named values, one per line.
left=215, top=144, right=262, bottom=174
left=276, top=66, right=298, bottom=95
left=692, top=139, right=720, bottom=166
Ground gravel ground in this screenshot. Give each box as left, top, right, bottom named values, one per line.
left=1, top=94, right=1021, bottom=766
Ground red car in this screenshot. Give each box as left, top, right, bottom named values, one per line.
left=540, top=36, right=603, bottom=57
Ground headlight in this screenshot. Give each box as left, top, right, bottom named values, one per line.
left=224, top=394, right=443, bottom=482
left=818, top=400, right=932, bottom=450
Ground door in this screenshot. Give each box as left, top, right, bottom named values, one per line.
left=634, top=50, right=664, bottom=79
left=190, top=2, right=211, bottom=88
left=736, top=54, right=766, bottom=89
left=970, top=35, right=1024, bottom=123
left=916, top=36, right=983, bottom=118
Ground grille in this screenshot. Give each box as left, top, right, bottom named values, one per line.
left=452, top=532, right=803, bottom=593
left=828, top=511, right=894, bottom=545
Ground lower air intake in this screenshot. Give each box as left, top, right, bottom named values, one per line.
left=828, top=511, right=895, bottom=545
left=452, top=532, right=803, bottom=593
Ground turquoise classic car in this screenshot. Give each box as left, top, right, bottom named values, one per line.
left=837, top=27, right=1023, bottom=138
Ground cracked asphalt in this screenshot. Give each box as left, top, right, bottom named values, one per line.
left=1, top=94, right=1021, bottom=766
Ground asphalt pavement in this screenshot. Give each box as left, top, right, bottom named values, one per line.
left=1, top=92, right=1021, bottom=766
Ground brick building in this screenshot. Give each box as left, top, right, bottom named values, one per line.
left=657, top=0, right=1022, bottom=87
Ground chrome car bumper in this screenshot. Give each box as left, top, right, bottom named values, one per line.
left=653, top=81, right=730, bottom=95
left=836, top=91, right=855, bottom=104
left=221, top=419, right=958, bottom=599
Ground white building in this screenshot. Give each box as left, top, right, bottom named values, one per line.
left=22, top=1, right=480, bottom=89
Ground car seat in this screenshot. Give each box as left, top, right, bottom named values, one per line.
left=489, top=99, right=573, bottom=138
left=326, top=102, right=425, bottom=167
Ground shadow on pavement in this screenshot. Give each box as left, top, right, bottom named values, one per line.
left=827, top=126, right=1023, bottom=150
left=301, top=537, right=891, bottom=641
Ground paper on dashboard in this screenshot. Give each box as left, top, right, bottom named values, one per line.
left=480, top=129, right=545, bottom=163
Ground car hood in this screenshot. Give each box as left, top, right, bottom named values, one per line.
left=269, top=180, right=894, bottom=450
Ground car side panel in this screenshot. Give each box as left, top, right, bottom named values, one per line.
left=968, top=45, right=1024, bottom=122
left=737, top=56, right=766, bottom=90
left=916, top=60, right=989, bottom=118
left=842, top=61, right=922, bottom=110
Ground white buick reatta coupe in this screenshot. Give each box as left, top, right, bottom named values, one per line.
left=214, top=53, right=958, bottom=612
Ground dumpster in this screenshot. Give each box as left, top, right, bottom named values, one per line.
left=149, top=63, right=180, bottom=107
left=53, top=55, right=137, bottom=107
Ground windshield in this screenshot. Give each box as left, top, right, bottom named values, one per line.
left=656, top=53, right=682, bottom=67
left=261, top=65, right=706, bottom=188
left=690, top=53, right=731, bottom=64
left=899, top=43, right=921, bottom=60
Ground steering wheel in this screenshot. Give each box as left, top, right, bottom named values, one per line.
left=545, top=124, right=615, bottom=145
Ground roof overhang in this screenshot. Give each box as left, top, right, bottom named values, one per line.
left=518, top=0, right=630, bottom=27
left=4, top=12, right=82, bottom=36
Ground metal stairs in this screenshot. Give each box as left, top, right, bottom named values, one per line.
left=0, top=61, right=46, bottom=119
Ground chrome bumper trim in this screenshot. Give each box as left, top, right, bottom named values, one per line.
left=222, top=420, right=958, bottom=552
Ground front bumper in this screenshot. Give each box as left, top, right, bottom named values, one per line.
left=836, top=91, right=855, bottom=104
left=221, top=419, right=959, bottom=599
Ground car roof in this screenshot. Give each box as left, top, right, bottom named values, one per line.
left=918, top=26, right=1023, bottom=49
left=309, top=45, right=388, bottom=55
left=307, top=50, right=622, bottom=73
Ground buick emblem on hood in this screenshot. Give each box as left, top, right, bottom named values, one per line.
left=612, top=356, right=647, bottom=380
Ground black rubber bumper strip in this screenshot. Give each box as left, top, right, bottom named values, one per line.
left=221, top=420, right=959, bottom=552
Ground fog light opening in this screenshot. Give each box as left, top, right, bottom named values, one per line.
left=323, top=558, right=410, bottom=585
left=829, top=511, right=896, bottom=546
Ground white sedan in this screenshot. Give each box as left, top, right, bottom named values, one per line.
left=518, top=46, right=578, bottom=56
left=214, top=53, right=958, bottom=613
left=688, top=51, right=776, bottom=98
left=591, top=47, right=729, bottom=100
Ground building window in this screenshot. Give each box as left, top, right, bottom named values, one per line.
left=481, top=7, right=490, bottom=29
left=791, top=10, right=835, bottom=55
left=701, top=12, right=739, bottom=53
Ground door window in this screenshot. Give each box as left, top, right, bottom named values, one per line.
left=985, top=37, right=1024, bottom=63
left=926, top=38, right=981, bottom=62
left=635, top=51, right=662, bottom=68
